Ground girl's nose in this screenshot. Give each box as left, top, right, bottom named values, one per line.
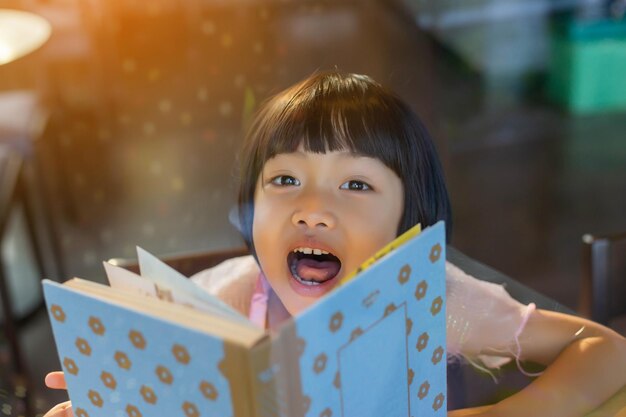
left=291, top=204, right=336, bottom=230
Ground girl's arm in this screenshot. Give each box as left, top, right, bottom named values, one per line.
left=475, top=309, right=626, bottom=417
left=449, top=384, right=626, bottom=416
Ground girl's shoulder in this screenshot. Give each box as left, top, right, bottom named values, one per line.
left=190, top=255, right=259, bottom=316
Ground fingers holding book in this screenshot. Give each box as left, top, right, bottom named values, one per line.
left=44, top=372, right=72, bottom=417
left=45, top=371, right=67, bottom=390
left=42, top=400, right=73, bottom=417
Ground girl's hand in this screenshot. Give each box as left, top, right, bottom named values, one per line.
left=43, top=372, right=73, bottom=417
left=45, top=371, right=67, bottom=390
left=43, top=401, right=73, bottom=417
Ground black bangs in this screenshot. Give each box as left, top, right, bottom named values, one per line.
left=259, top=74, right=411, bottom=178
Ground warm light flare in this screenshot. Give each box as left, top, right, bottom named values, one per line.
left=0, top=8, right=51, bottom=65
left=0, top=42, right=11, bottom=64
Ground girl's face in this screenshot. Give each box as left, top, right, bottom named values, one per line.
left=252, top=145, right=404, bottom=316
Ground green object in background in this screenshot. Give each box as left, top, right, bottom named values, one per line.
left=548, top=17, right=626, bottom=114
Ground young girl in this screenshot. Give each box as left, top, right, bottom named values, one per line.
left=45, top=72, right=626, bottom=416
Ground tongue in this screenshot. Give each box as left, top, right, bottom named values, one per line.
left=295, top=258, right=341, bottom=282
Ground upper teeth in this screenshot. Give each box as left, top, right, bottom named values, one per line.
left=294, top=247, right=329, bottom=255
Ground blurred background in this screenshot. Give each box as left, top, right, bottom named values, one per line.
left=0, top=0, right=625, bottom=415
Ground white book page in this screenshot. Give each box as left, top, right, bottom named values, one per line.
left=106, top=249, right=253, bottom=327
left=103, top=262, right=232, bottom=316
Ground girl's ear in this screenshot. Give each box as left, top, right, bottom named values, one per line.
left=228, top=205, right=243, bottom=234
left=232, top=202, right=258, bottom=262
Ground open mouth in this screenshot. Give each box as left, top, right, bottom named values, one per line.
left=287, top=247, right=342, bottom=287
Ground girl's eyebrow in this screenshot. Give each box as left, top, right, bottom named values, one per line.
left=287, top=151, right=308, bottom=159
left=269, top=151, right=307, bottom=160
left=286, top=150, right=368, bottom=159
left=347, top=151, right=371, bottom=159
left=270, top=149, right=373, bottom=164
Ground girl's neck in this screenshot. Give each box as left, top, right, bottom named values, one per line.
left=267, top=289, right=292, bottom=330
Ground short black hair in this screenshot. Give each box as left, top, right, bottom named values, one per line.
left=237, top=71, right=452, bottom=257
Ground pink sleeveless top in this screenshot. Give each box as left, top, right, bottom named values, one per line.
left=248, top=273, right=271, bottom=328
left=191, top=257, right=538, bottom=374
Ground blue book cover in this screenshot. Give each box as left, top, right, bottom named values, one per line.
left=43, top=278, right=265, bottom=417
left=250, top=221, right=447, bottom=417
left=44, top=222, right=446, bottom=417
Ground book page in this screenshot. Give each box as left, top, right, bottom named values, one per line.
left=135, top=247, right=250, bottom=324
left=104, top=262, right=253, bottom=323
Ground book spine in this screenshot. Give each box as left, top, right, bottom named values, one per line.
left=221, top=341, right=256, bottom=417
left=248, top=324, right=306, bottom=417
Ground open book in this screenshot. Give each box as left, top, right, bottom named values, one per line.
left=43, top=222, right=447, bottom=417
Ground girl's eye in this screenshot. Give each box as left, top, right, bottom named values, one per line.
left=340, top=180, right=372, bottom=191
left=270, top=175, right=301, bottom=186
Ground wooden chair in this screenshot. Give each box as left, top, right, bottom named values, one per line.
left=580, top=231, right=626, bottom=333
left=108, top=246, right=250, bottom=276
left=110, top=245, right=574, bottom=314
